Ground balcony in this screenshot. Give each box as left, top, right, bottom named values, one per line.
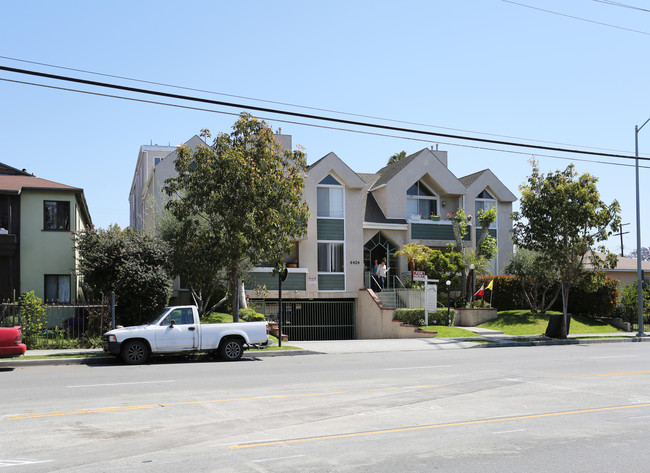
left=0, top=233, right=17, bottom=256
left=409, top=218, right=471, bottom=243
left=246, top=267, right=308, bottom=291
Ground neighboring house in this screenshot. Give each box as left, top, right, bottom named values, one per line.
left=586, top=252, right=650, bottom=288
left=0, top=162, right=92, bottom=303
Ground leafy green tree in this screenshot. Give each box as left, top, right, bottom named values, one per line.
left=164, top=113, right=309, bottom=321
left=396, top=242, right=431, bottom=273
left=505, top=248, right=560, bottom=313
left=76, top=225, right=173, bottom=326
left=511, top=163, right=620, bottom=338
left=387, top=150, right=407, bottom=165
left=158, top=211, right=228, bottom=317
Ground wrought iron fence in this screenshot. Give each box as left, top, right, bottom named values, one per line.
left=251, top=299, right=355, bottom=341
left=0, top=298, right=112, bottom=349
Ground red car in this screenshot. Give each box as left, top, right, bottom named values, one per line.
left=0, top=326, right=27, bottom=358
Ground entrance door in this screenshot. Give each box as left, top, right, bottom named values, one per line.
left=363, top=233, right=398, bottom=290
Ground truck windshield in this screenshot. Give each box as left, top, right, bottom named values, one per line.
left=146, top=308, right=171, bottom=325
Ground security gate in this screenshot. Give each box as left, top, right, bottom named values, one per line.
left=251, top=299, right=355, bottom=341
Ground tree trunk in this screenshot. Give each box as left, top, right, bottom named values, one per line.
left=230, top=263, right=240, bottom=322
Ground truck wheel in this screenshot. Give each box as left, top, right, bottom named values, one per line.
left=219, top=338, right=244, bottom=361
left=122, top=340, right=150, bottom=365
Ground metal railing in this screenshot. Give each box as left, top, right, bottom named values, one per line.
left=1, top=298, right=111, bottom=348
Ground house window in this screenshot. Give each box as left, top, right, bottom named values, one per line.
left=475, top=190, right=497, bottom=229
left=317, top=175, right=344, bottom=218
left=318, top=242, right=344, bottom=273
left=43, top=201, right=70, bottom=231
left=407, top=181, right=437, bottom=219
left=45, top=275, right=71, bottom=303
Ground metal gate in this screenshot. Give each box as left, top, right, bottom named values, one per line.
left=251, top=299, right=355, bottom=341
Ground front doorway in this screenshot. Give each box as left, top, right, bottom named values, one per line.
left=363, top=233, right=398, bottom=291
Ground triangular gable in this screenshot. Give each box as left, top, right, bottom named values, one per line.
left=462, top=169, right=516, bottom=203
left=307, top=152, right=366, bottom=189
left=372, top=148, right=465, bottom=195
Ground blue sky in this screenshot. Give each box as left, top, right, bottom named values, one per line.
left=2, top=1, right=649, bottom=255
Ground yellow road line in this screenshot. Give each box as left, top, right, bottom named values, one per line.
left=0, top=384, right=447, bottom=422
left=230, top=403, right=650, bottom=449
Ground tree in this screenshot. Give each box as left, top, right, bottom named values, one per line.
left=511, top=163, right=620, bottom=338
left=76, top=225, right=173, bottom=326
left=157, top=212, right=228, bottom=317
left=628, top=247, right=650, bottom=261
left=396, top=242, right=431, bottom=273
left=387, top=150, right=407, bottom=165
left=505, top=248, right=560, bottom=313
left=164, top=113, right=309, bottom=321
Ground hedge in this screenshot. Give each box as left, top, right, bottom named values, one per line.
left=476, top=274, right=618, bottom=319
left=395, top=308, right=455, bottom=326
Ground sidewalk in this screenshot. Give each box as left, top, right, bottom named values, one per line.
left=2, top=328, right=647, bottom=367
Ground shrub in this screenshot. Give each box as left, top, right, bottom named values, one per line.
left=239, top=307, right=265, bottom=322
left=19, top=291, right=46, bottom=348
left=395, top=308, right=455, bottom=326
left=476, top=276, right=526, bottom=311
left=564, top=276, right=619, bottom=319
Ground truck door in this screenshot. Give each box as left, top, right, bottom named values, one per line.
left=153, top=308, right=198, bottom=352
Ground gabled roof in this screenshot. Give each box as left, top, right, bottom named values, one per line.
left=0, top=175, right=92, bottom=226
left=461, top=168, right=517, bottom=202
left=372, top=150, right=423, bottom=188
left=307, top=152, right=366, bottom=189
left=0, top=162, right=31, bottom=176
left=0, top=175, right=82, bottom=194
left=459, top=169, right=487, bottom=187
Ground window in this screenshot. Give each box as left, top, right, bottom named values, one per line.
left=160, top=308, right=194, bottom=325
left=317, top=176, right=344, bottom=218
left=407, top=181, right=437, bottom=219
left=475, top=190, right=497, bottom=229
left=43, top=201, right=70, bottom=231
left=318, top=242, right=344, bottom=273
left=44, top=275, right=71, bottom=303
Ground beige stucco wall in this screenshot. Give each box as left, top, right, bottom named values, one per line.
left=381, top=151, right=465, bottom=220
left=19, top=191, right=87, bottom=301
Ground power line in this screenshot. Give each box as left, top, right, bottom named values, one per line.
left=503, top=0, right=650, bottom=35
left=3, top=75, right=650, bottom=171
left=0, top=55, right=630, bottom=155
left=0, top=65, right=644, bottom=162
left=594, top=0, right=650, bottom=13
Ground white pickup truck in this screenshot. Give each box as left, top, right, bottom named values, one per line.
left=103, top=305, right=269, bottom=364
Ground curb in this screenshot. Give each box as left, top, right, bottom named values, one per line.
left=2, top=337, right=646, bottom=367
left=0, top=348, right=316, bottom=367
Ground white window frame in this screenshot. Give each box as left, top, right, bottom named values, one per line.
left=317, top=185, right=345, bottom=218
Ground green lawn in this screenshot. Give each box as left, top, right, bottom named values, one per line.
left=420, top=310, right=625, bottom=337
left=478, top=310, right=624, bottom=336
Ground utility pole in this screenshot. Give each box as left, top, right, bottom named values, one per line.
left=612, top=223, right=630, bottom=257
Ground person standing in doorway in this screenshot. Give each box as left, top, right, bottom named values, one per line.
left=378, top=257, right=390, bottom=290
left=372, top=259, right=380, bottom=289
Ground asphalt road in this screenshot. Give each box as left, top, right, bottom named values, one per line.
left=3, top=343, right=650, bottom=472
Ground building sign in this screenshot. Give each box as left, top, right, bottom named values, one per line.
left=412, top=271, right=426, bottom=282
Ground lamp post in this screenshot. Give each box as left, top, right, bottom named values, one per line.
left=469, top=263, right=475, bottom=305
left=635, top=119, right=649, bottom=337
left=446, top=279, right=452, bottom=326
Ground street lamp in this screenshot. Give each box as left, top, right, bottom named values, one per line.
left=469, top=263, right=475, bottom=304
left=446, top=279, right=452, bottom=326
left=634, top=119, right=649, bottom=337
